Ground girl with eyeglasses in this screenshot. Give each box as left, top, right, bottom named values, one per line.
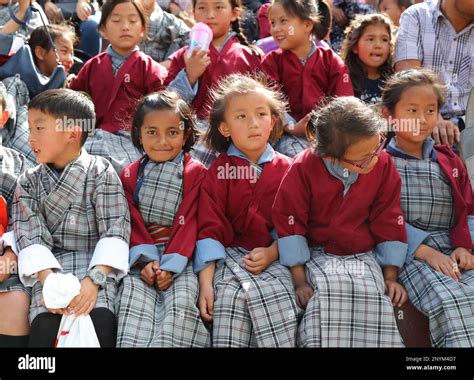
left=272, top=96, right=408, bottom=347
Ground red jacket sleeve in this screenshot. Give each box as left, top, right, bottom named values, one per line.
left=272, top=151, right=312, bottom=238
left=163, top=47, right=187, bottom=86
left=327, top=49, right=354, bottom=97
left=144, top=55, right=167, bottom=94
left=197, top=155, right=235, bottom=246
left=368, top=152, right=407, bottom=244
left=69, top=60, right=90, bottom=92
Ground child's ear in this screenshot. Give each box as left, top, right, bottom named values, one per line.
left=351, top=45, right=359, bottom=55
left=0, top=110, right=10, bottom=128
left=68, top=126, right=82, bottom=144
left=381, top=106, right=391, bottom=119
left=231, top=7, right=240, bottom=22
left=34, top=46, right=46, bottom=61
left=218, top=122, right=231, bottom=138
left=99, top=26, right=108, bottom=40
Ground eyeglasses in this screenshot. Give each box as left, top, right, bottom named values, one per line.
left=339, top=134, right=387, bottom=169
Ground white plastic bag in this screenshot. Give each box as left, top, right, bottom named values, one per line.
left=55, top=314, right=100, bottom=348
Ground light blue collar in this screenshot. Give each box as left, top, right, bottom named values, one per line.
left=300, top=40, right=317, bottom=65
left=388, top=137, right=437, bottom=161
left=227, top=143, right=275, bottom=165
left=322, top=158, right=359, bottom=196
left=106, top=45, right=139, bottom=60
left=216, top=31, right=237, bottom=52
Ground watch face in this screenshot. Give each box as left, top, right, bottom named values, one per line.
left=92, top=269, right=107, bottom=285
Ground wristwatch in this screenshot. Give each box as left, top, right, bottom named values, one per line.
left=86, top=268, right=107, bottom=288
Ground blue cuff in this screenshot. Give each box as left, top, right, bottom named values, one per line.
left=284, top=112, right=296, bottom=127
left=405, top=223, right=431, bottom=265
left=277, top=235, right=310, bottom=267
left=129, top=244, right=160, bottom=267
left=193, top=238, right=226, bottom=273
left=159, top=253, right=188, bottom=274
left=270, top=228, right=279, bottom=240
left=468, top=216, right=474, bottom=245
left=375, top=241, right=408, bottom=268
left=167, top=69, right=198, bottom=103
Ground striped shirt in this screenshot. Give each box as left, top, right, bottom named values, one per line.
left=394, top=0, right=474, bottom=124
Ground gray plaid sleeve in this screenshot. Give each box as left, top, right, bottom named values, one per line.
left=12, top=172, right=55, bottom=252
left=394, top=9, right=423, bottom=64
left=93, top=161, right=131, bottom=244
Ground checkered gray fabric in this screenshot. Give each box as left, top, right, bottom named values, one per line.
left=137, top=156, right=184, bottom=228
left=84, top=129, right=142, bottom=174
left=0, top=2, right=47, bottom=38
left=12, top=150, right=130, bottom=252
left=139, top=7, right=189, bottom=63
left=116, top=262, right=210, bottom=347
left=298, top=248, right=404, bottom=347
left=11, top=150, right=130, bottom=322
left=212, top=247, right=299, bottom=347
left=394, top=0, right=474, bottom=123
left=274, top=134, right=310, bottom=158
left=394, top=156, right=474, bottom=347
left=0, top=145, right=31, bottom=213
left=1, top=77, right=35, bottom=165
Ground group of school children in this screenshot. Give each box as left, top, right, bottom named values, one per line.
left=0, top=0, right=473, bottom=348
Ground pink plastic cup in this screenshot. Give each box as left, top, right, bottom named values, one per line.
left=187, top=22, right=213, bottom=57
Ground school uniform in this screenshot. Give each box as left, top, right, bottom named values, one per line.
left=0, top=77, right=35, bottom=165
left=0, top=145, right=31, bottom=296
left=261, top=44, right=354, bottom=157
left=165, top=35, right=262, bottom=167
left=11, top=150, right=130, bottom=324
left=387, top=138, right=474, bottom=347
left=116, top=151, right=211, bottom=347
left=272, top=148, right=407, bottom=347
left=195, top=144, right=299, bottom=347
left=70, top=47, right=167, bottom=172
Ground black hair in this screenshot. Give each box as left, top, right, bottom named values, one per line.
left=271, top=0, right=321, bottom=38
left=99, top=0, right=148, bottom=41
left=314, top=0, right=332, bottom=41
left=28, top=89, right=96, bottom=146
left=308, top=96, right=383, bottom=158
left=206, top=73, right=286, bottom=152
left=381, top=68, right=446, bottom=114
left=131, top=90, right=199, bottom=153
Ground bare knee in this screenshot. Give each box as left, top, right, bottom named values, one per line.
left=0, top=292, right=30, bottom=335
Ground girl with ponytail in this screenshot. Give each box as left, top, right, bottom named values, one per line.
left=164, top=0, right=262, bottom=167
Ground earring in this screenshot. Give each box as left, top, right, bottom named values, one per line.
left=227, top=137, right=230, bottom=142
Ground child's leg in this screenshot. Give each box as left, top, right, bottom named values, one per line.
left=212, top=262, right=255, bottom=348
left=28, top=313, right=62, bottom=347
left=0, top=291, right=30, bottom=347
left=89, top=308, right=117, bottom=347
left=158, top=263, right=211, bottom=347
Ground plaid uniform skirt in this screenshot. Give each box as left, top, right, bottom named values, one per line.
left=116, top=262, right=210, bottom=347
left=395, top=157, right=474, bottom=347
left=274, top=134, right=310, bottom=158
left=29, top=250, right=118, bottom=324
left=212, top=247, right=299, bottom=347
left=84, top=129, right=142, bottom=174
left=298, top=248, right=404, bottom=347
